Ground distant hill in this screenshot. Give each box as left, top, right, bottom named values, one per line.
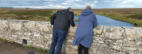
left=0, top=7, right=13, bottom=8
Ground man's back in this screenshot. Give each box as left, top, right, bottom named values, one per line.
left=50, top=10, right=75, bottom=31
left=49, top=9, right=75, bottom=54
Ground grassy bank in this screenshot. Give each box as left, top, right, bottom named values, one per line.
left=94, top=8, right=142, bottom=27
left=0, top=8, right=142, bottom=27
left=0, top=38, right=48, bottom=54
left=25, top=46, right=48, bottom=54
left=0, top=8, right=53, bottom=21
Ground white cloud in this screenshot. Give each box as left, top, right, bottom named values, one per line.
left=0, top=0, right=41, bottom=2
left=122, top=0, right=142, bottom=4
left=0, top=0, right=142, bottom=8
left=114, top=0, right=142, bottom=8
left=47, top=4, right=68, bottom=9
left=13, top=4, right=68, bottom=9
left=62, top=2, right=68, bottom=5
left=90, top=1, right=98, bottom=7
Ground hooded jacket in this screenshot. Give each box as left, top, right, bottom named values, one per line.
left=72, top=9, right=97, bottom=48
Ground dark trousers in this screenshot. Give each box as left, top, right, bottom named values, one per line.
left=78, top=44, right=89, bottom=54
left=49, top=29, right=67, bottom=54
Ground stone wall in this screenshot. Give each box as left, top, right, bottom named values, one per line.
left=0, top=20, right=142, bottom=54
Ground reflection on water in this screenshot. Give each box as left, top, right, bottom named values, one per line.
left=74, top=15, right=134, bottom=27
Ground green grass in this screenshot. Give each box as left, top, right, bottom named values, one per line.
left=95, top=12, right=142, bottom=27
left=0, top=38, right=15, bottom=44
left=1, top=8, right=142, bottom=27
left=25, top=46, right=49, bottom=53
left=74, top=18, right=79, bottom=22
left=0, top=9, right=53, bottom=21
left=94, top=8, right=142, bottom=27
left=0, top=37, right=48, bottom=54
left=127, top=13, right=142, bottom=19
left=0, top=38, right=5, bottom=41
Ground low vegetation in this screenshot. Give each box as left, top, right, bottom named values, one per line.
left=0, top=8, right=53, bottom=21
left=25, top=46, right=48, bottom=53
left=74, top=18, right=79, bottom=22
left=0, top=38, right=6, bottom=41
left=0, top=37, right=48, bottom=54
left=0, top=8, right=142, bottom=27
left=94, top=8, right=142, bottom=27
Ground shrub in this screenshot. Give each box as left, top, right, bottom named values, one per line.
left=128, top=13, right=142, bottom=19
left=74, top=18, right=79, bottom=22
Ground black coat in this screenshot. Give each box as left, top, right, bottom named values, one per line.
left=50, top=10, right=75, bottom=31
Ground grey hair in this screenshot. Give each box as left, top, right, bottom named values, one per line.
left=86, top=6, right=92, bottom=10
left=67, top=7, right=72, bottom=12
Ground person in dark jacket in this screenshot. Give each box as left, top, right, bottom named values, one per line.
left=49, top=7, right=75, bottom=54
left=72, top=6, right=98, bottom=54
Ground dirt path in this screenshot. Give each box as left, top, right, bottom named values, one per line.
left=0, top=40, right=47, bottom=54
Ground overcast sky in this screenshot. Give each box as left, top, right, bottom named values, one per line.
left=0, top=0, right=142, bottom=9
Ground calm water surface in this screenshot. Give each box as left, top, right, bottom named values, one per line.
left=74, top=15, right=134, bottom=27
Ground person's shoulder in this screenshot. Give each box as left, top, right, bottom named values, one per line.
left=92, top=14, right=96, bottom=16
left=71, top=12, right=74, bottom=14
left=91, top=13, right=96, bottom=16
left=57, top=10, right=63, bottom=13
left=68, top=12, right=74, bottom=15
left=55, top=10, right=60, bottom=14
left=55, top=10, right=64, bottom=14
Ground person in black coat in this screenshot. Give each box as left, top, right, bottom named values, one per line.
left=49, top=7, right=75, bottom=54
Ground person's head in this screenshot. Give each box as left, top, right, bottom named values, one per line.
left=85, top=6, right=92, bottom=10
left=67, top=7, right=72, bottom=12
